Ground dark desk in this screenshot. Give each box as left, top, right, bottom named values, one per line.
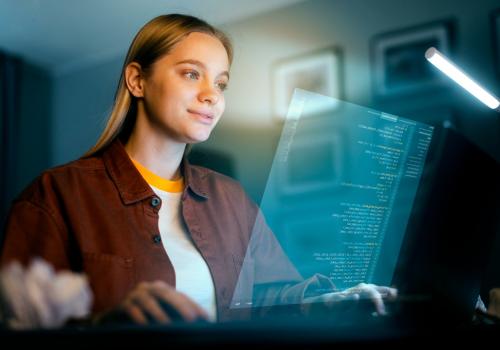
left=1, top=315, right=499, bottom=348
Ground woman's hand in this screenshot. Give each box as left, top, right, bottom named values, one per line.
left=303, top=283, right=398, bottom=316
left=118, top=280, right=209, bottom=325
left=488, top=288, right=500, bottom=318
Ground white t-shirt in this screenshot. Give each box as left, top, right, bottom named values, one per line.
left=151, top=185, right=217, bottom=321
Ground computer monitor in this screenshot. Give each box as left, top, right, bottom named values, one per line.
left=390, top=124, right=500, bottom=324
left=230, top=89, right=499, bottom=325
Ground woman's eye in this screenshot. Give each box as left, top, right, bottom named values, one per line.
left=184, top=71, right=199, bottom=80
left=217, top=82, right=228, bottom=91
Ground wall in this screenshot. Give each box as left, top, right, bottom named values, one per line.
left=51, top=58, right=122, bottom=164
left=214, top=0, right=500, bottom=201
left=48, top=0, right=500, bottom=203
left=0, top=59, right=52, bottom=233
left=12, top=62, right=52, bottom=201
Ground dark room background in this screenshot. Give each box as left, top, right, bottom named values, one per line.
left=1, top=0, right=499, bottom=302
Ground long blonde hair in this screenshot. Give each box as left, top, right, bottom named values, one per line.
left=83, top=14, right=233, bottom=157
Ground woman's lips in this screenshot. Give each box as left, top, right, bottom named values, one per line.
left=187, top=109, right=214, bottom=124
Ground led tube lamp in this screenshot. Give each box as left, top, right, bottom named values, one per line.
left=425, top=47, right=500, bottom=111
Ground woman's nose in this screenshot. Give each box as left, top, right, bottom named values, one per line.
left=198, top=84, right=219, bottom=105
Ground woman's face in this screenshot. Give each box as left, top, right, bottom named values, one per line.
left=139, top=32, right=230, bottom=144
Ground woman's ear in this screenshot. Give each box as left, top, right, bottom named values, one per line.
left=125, top=62, right=145, bottom=98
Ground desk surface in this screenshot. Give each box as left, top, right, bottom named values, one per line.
left=1, top=316, right=499, bottom=348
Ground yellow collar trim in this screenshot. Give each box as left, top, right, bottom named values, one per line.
left=131, top=158, right=184, bottom=193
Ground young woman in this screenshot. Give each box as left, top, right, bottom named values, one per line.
left=0, top=14, right=396, bottom=325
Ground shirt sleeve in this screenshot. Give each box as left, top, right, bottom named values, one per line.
left=231, top=197, right=336, bottom=311
left=1, top=199, right=72, bottom=271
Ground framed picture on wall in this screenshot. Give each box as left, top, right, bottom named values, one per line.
left=492, top=8, right=500, bottom=80
left=272, top=47, right=343, bottom=121
left=371, top=19, right=455, bottom=98
left=276, top=132, right=343, bottom=196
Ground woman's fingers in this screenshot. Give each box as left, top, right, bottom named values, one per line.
left=122, top=283, right=170, bottom=324
left=373, top=285, right=398, bottom=301
left=344, top=283, right=397, bottom=315
left=360, top=285, right=386, bottom=315
left=488, top=288, right=500, bottom=318
left=121, top=280, right=208, bottom=325
left=303, top=284, right=398, bottom=317
left=149, top=281, right=209, bottom=322
left=123, top=302, right=152, bottom=325
left=134, top=291, right=171, bottom=323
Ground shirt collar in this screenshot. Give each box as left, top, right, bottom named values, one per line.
left=101, top=139, right=209, bottom=205
left=181, top=156, right=210, bottom=200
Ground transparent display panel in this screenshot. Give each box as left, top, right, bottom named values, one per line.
left=231, top=89, right=433, bottom=308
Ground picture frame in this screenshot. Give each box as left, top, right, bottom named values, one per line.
left=272, top=47, right=343, bottom=121
left=492, top=8, right=500, bottom=80
left=275, top=131, right=343, bottom=196
left=371, top=19, right=455, bottom=98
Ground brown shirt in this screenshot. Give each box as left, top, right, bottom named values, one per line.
left=0, top=139, right=334, bottom=321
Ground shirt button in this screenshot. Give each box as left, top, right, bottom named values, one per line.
left=151, top=197, right=161, bottom=208
left=152, top=235, right=162, bottom=244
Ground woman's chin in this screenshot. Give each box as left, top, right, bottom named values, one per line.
left=185, top=130, right=213, bottom=144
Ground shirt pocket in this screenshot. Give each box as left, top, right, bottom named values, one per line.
left=82, top=252, right=134, bottom=313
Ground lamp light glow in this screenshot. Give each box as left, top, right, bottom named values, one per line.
left=425, top=47, right=500, bottom=110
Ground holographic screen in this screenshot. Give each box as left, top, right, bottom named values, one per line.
left=231, top=89, right=434, bottom=309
